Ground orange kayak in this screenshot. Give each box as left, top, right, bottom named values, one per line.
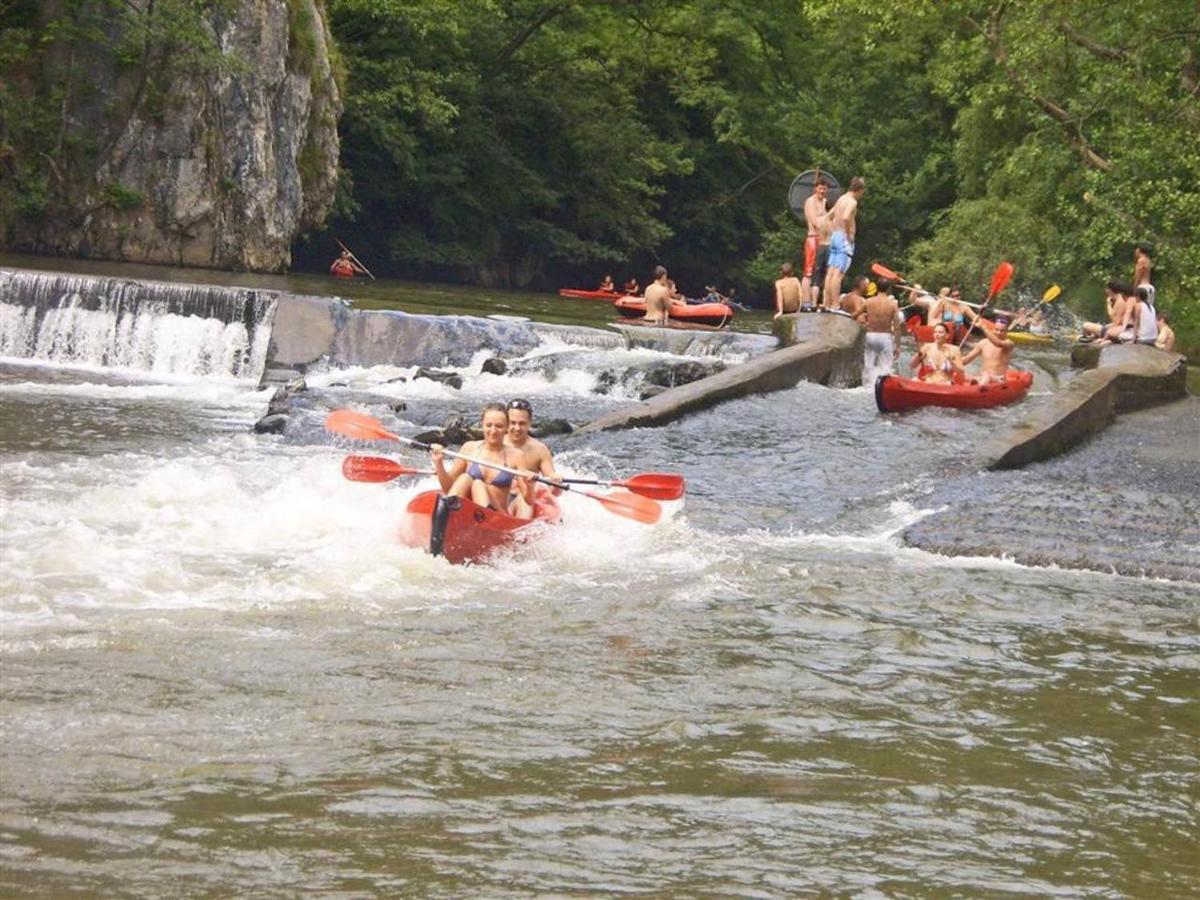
left=875, top=370, right=1033, bottom=412
left=398, top=489, right=561, bottom=565
left=613, top=296, right=733, bottom=327
left=559, top=288, right=622, bottom=300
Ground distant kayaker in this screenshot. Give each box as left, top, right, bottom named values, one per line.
left=802, top=177, right=831, bottom=308
left=329, top=250, right=366, bottom=278
left=505, top=398, right=563, bottom=493
left=961, top=317, right=1015, bottom=382
left=910, top=323, right=965, bottom=384
left=862, top=278, right=902, bottom=384
left=598, top=274, right=615, bottom=292
left=644, top=266, right=671, bottom=325
left=430, top=403, right=537, bottom=518
left=623, top=277, right=640, bottom=296
left=822, top=176, right=865, bottom=311
left=773, top=262, right=803, bottom=319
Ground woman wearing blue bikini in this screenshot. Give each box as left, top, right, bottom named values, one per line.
left=430, top=403, right=536, bottom=518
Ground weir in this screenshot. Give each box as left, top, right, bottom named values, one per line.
left=0, top=267, right=276, bottom=380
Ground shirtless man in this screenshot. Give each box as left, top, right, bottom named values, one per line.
left=862, top=279, right=902, bottom=384
left=910, top=323, right=965, bottom=384
left=1154, top=311, right=1176, bottom=352
left=1081, top=281, right=1129, bottom=341
left=839, top=275, right=870, bottom=321
left=801, top=178, right=830, bottom=308
left=1133, top=243, right=1154, bottom=306
left=822, top=176, right=865, bottom=311
left=644, top=266, right=671, bottom=325
left=504, top=398, right=562, bottom=493
left=961, top=316, right=1015, bottom=382
left=774, top=262, right=803, bottom=319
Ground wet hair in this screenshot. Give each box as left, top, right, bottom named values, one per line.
left=1106, top=279, right=1124, bottom=293
left=1136, top=242, right=1153, bottom=257
left=1136, top=286, right=1153, bottom=306
left=481, top=402, right=508, bottom=420
left=853, top=275, right=869, bottom=290
left=781, top=262, right=794, bottom=276
left=850, top=176, right=866, bottom=192
left=654, top=265, right=668, bottom=278
left=507, top=398, right=532, bottom=414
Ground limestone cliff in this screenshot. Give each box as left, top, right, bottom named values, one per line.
left=4, top=0, right=341, bottom=272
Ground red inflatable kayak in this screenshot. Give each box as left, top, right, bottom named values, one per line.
left=875, top=370, right=1033, bottom=412
left=398, top=489, right=562, bottom=565
left=613, top=296, right=733, bottom=328
left=559, top=288, right=622, bottom=300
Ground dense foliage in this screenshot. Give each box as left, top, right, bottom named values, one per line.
left=3, top=1, right=1196, bottom=348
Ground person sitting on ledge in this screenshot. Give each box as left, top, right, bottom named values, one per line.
left=1154, top=311, right=1176, bottom=352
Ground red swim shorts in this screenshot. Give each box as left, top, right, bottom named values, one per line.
left=803, top=235, right=819, bottom=278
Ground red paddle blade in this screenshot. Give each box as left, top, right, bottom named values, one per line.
left=325, top=409, right=399, bottom=443
left=871, top=261, right=904, bottom=282
left=987, top=262, right=1015, bottom=301
left=615, top=473, right=686, bottom=501
left=342, top=455, right=428, bottom=483
left=587, top=489, right=662, bottom=524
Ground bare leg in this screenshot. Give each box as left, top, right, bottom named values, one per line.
left=824, top=266, right=844, bottom=310
left=447, top=473, right=474, bottom=498
left=469, top=479, right=491, bottom=507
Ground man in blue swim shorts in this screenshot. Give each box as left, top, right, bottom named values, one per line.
left=822, top=176, right=865, bottom=311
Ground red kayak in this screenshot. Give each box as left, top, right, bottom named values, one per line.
left=613, top=296, right=733, bottom=328
left=398, top=489, right=562, bottom=565
left=559, top=288, right=622, bottom=300
left=875, top=370, right=1033, bottom=412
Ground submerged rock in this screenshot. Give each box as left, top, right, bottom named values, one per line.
left=414, top=367, right=464, bottom=390
left=481, top=358, right=509, bottom=376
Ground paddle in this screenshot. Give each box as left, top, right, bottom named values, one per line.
left=335, top=238, right=376, bottom=281
left=342, top=455, right=430, bottom=483
left=342, top=455, right=685, bottom=501
left=958, top=261, right=1015, bottom=349
left=1039, top=284, right=1062, bottom=306
left=325, top=410, right=662, bottom=524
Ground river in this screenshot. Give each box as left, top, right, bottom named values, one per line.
left=1, top=256, right=1197, bottom=896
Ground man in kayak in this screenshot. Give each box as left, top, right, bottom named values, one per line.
left=961, top=316, right=1015, bottom=382
left=801, top=177, right=830, bottom=308
left=623, top=277, right=640, bottom=295
left=644, top=266, right=671, bottom=325
left=910, top=323, right=966, bottom=384
left=822, top=176, right=865, bottom=311
left=505, top=398, right=563, bottom=493
left=329, top=250, right=367, bottom=277
left=598, top=274, right=615, bottom=292
left=773, top=262, right=803, bottom=319
left=431, top=403, right=537, bottom=517
left=862, top=278, right=902, bottom=384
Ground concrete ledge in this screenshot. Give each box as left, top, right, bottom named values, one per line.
left=575, top=315, right=863, bottom=434
left=980, top=344, right=1187, bottom=470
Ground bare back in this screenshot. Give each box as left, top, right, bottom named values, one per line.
left=864, top=294, right=900, bottom=333
left=775, top=276, right=802, bottom=314
left=644, top=281, right=671, bottom=322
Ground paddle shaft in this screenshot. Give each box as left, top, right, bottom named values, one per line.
left=335, top=238, right=376, bottom=280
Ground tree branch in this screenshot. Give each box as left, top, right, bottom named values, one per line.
left=489, top=2, right=577, bottom=72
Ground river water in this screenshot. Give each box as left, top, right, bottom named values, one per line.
left=1, top=258, right=1197, bottom=896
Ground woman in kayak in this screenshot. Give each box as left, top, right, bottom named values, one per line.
left=928, top=287, right=977, bottom=342
left=910, top=323, right=966, bottom=384
left=430, top=403, right=536, bottom=517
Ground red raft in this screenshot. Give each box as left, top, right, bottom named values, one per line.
left=559, top=288, right=622, bottom=300
left=875, top=370, right=1033, bottom=413
left=398, top=489, right=562, bottom=565
left=906, top=316, right=969, bottom=344
left=613, top=296, right=733, bottom=328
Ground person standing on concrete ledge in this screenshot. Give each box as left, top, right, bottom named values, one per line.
left=822, top=176, right=865, bottom=311
left=774, top=262, right=803, bottom=319
left=802, top=176, right=830, bottom=308
left=1134, top=243, right=1155, bottom=307
left=862, top=278, right=902, bottom=384
left=644, top=266, right=671, bottom=325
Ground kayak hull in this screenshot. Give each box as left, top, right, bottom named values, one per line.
left=875, top=370, right=1033, bottom=412
left=613, top=296, right=733, bottom=328
left=559, top=288, right=622, bottom=300
left=1008, top=331, right=1054, bottom=346
left=398, top=489, right=561, bottom=565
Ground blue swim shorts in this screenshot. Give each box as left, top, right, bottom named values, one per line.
left=828, top=229, right=854, bottom=273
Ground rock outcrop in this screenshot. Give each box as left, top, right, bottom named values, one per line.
left=8, top=0, right=341, bottom=272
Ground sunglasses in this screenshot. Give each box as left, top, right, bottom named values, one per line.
left=507, top=399, right=532, bottom=412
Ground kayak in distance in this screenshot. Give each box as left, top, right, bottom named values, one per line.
left=613, top=296, right=734, bottom=328
left=1008, top=331, right=1055, bottom=346
left=398, top=488, right=562, bottom=565
left=875, top=370, right=1034, bottom=413
left=558, top=288, right=622, bottom=300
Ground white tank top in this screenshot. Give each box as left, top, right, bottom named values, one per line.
left=1136, top=300, right=1158, bottom=343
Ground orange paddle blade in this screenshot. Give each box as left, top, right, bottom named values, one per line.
left=587, top=489, right=662, bottom=524
left=325, top=409, right=400, bottom=443
left=870, top=261, right=904, bottom=282
left=987, top=262, right=1015, bottom=301
left=615, top=473, right=686, bottom=501
left=342, top=455, right=429, bottom=483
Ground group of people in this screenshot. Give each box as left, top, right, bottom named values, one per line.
left=1079, top=245, right=1174, bottom=351
left=429, top=399, right=561, bottom=518
left=598, top=275, right=640, bottom=295
left=798, top=174, right=866, bottom=311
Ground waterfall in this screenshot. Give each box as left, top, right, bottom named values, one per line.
left=0, top=268, right=276, bottom=380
